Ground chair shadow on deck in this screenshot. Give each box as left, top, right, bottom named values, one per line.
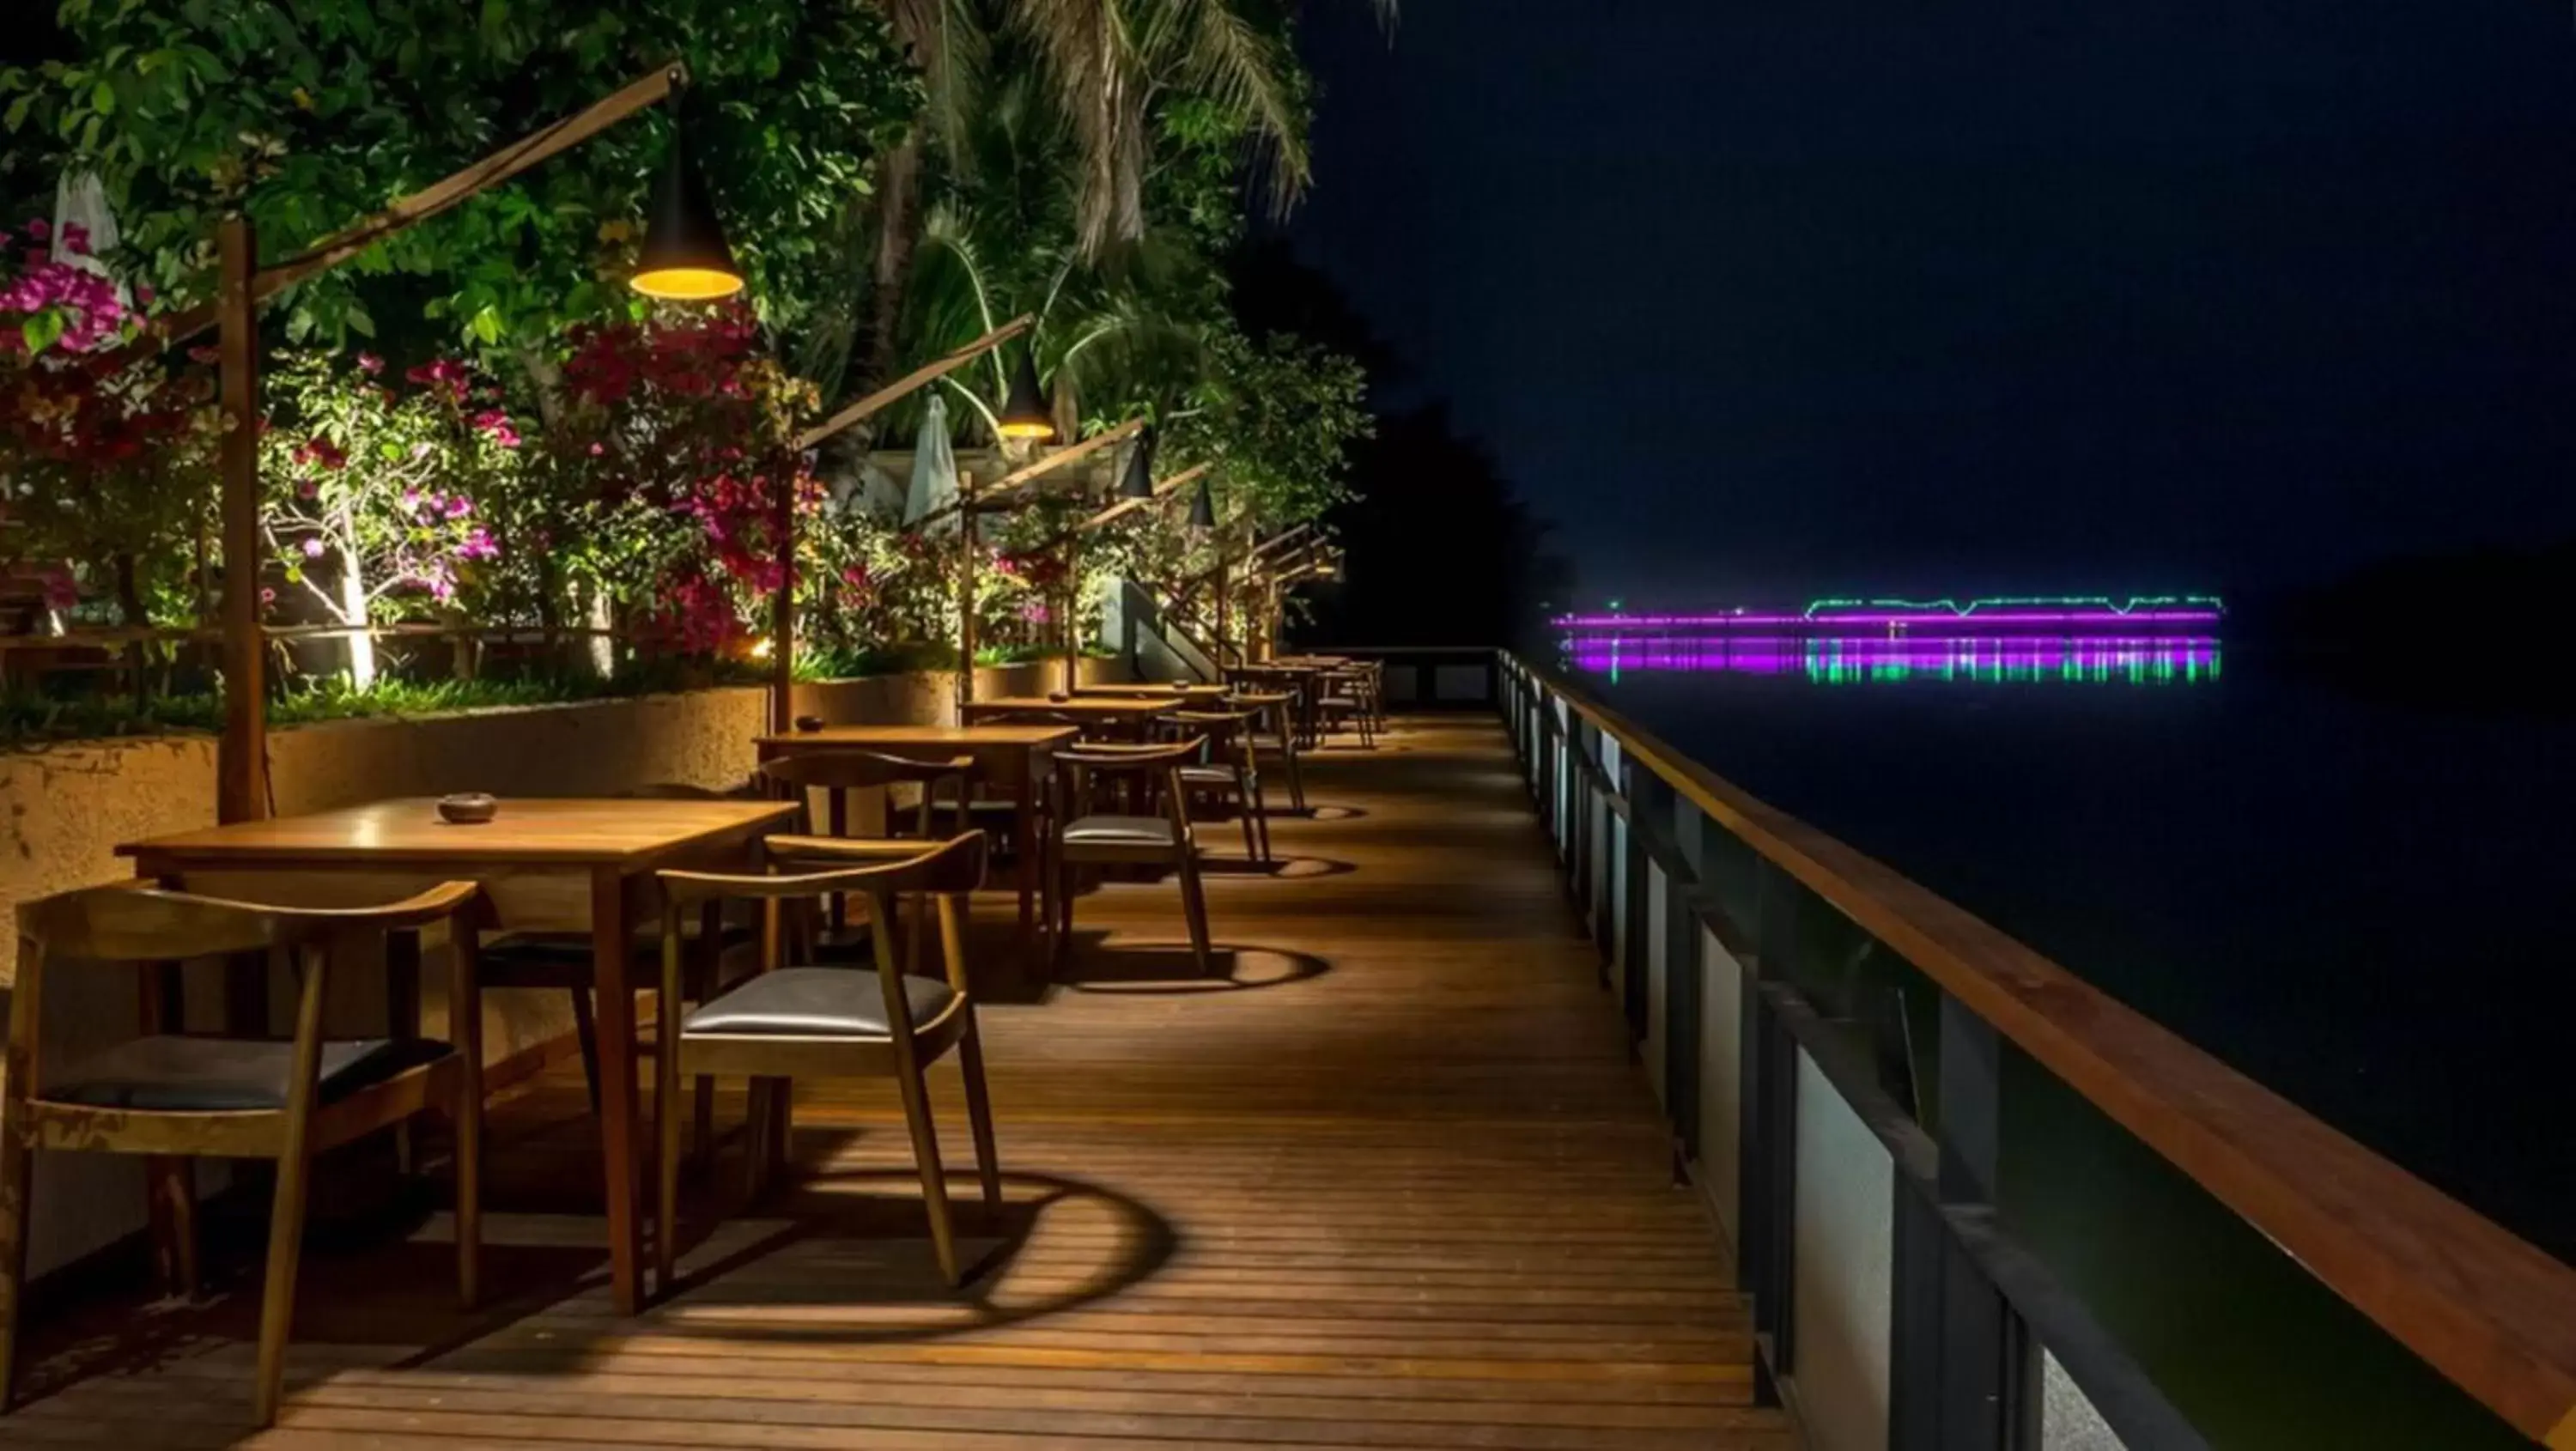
left=1194, top=853, right=1355, bottom=880
left=646, top=1159, right=1181, bottom=1347
left=1053, top=937, right=1333, bottom=994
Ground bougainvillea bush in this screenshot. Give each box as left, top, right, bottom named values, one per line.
left=261, top=350, right=519, bottom=685
left=544, top=306, right=817, bottom=653
left=0, top=216, right=216, bottom=631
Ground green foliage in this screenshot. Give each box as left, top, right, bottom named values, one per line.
left=0, top=0, right=920, bottom=360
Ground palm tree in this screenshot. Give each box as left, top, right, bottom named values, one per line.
left=858, top=0, right=1392, bottom=392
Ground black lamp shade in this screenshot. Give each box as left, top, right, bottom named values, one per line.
left=997, top=349, right=1058, bottom=442
left=631, top=121, right=744, bottom=301
left=1187, top=476, right=1217, bottom=532
left=1119, top=427, right=1157, bottom=499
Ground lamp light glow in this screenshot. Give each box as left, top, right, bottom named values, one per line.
left=996, top=349, right=1058, bottom=442
left=630, top=106, right=744, bottom=301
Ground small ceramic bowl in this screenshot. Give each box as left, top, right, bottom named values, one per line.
left=793, top=714, right=826, bottom=733
left=1047, top=692, right=1072, bottom=704
left=435, top=792, right=500, bottom=825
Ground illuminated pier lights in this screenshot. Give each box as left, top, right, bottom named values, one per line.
left=1554, top=593, right=2227, bottom=632
left=1563, top=634, right=2226, bottom=684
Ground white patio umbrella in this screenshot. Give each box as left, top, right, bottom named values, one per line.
left=903, top=394, right=961, bottom=534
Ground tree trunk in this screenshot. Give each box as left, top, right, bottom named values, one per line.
left=864, top=131, right=924, bottom=392
left=334, top=503, right=377, bottom=690
left=112, top=554, right=150, bottom=701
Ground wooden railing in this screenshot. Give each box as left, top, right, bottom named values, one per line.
left=1498, top=651, right=2576, bottom=1450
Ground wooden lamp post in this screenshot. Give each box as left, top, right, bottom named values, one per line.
left=180, top=65, right=729, bottom=823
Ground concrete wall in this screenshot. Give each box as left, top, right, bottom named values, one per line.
left=0, top=658, right=1123, bottom=1277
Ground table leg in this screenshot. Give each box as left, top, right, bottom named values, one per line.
left=588, top=868, right=644, bottom=1315
left=1011, top=757, right=1036, bottom=956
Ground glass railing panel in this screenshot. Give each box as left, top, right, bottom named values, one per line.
left=1792, top=1046, right=1896, bottom=1451
left=1997, top=1045, right=2524, bottom=1448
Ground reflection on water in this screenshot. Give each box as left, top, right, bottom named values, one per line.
left=1566, top=633, right=2222, bottom=684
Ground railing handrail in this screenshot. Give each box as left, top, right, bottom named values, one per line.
left=1510, top=649, right=2576, bottom=1446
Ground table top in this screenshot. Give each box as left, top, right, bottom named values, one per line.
left=119, top=798, right=798, bottom=868
left=756, top=723, right=1081, bottom=750
left=963, top=696, right=1178, bottom=721
left=1074, top=683, right=1230, bottom=698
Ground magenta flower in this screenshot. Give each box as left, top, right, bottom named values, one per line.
left=445, top=495, right=474, bottom=519
left=301, top=537, right=326, bottom=559
left=24, top=217, right=49, bottom=241
left=471, top=410, right=520, bottom=448
left=356, top=352, right=384, bottom=375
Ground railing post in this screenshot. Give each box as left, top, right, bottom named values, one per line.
left=1892, top=997, right=2037, bottom=1449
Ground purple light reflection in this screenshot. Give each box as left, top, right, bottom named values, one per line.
left=1568, top=634, right=2223, bottom=685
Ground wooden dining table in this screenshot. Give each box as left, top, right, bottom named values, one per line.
left=1072, top=683, right=1231, bottom=701
left=118, top=795, right=799, bottom=1315
left=754, top=722, right=1079, bottom=955
left=961, top=695, right=1179, bottom=735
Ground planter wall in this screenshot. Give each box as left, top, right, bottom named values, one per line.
left=0, top=657, right=1126, bottom=1278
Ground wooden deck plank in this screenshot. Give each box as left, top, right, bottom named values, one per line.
left=9, top=719, right=1789, bottom=1448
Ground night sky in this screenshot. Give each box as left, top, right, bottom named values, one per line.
left=1287, top=2, right=2576, bottom=605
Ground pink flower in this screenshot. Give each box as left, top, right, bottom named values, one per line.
left=356, top=352, right=384, bottom=375
left=445, top=495, right=473, bottom=519
left=24, top=218, right=49, bottom=241
left=457, top=527, right=499, bottom=562
left=291, top=434, right=347, bottom=471
left=586, top=441, right=606, bottom=457
left=300, top=537, right=325, bottom=559
left=471, top=410, right=519, bottom=448
left=58, top=222, right=88, bottom=255
left=259, top=587, right=276, bottom=604
left=297, top=479, right=318, bottom=499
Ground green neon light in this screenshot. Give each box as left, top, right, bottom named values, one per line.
left=1799, top=593, right=2226, bottom=620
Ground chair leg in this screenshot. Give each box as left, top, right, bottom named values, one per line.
left=743, top=1078, right=774, bottom=1203
left=1249, top=772, right=1273, bottom=864
left=768, top=1078, right=793, bottom=1182
left=1177, top=847, right=1216, bottom=977
left=571, top=989, right=602, bottom=1114
left=892, top=1056, right=962, bottom=1288
left=452, top=938, right=485, bottom=1312
left=1236, top=785, right=1260, bottom=861
left=252, top=1141, right=314, bottom=1427
left=957, top=1013, right=1004, bottom=1212
left=656, top=1047, right=683, bottom=1296
left=1283, top=746, right=1308, bottom=814
left=145, top=1157, right=198, bottom=1299
left=0, top=1085, right=33, bottom=1410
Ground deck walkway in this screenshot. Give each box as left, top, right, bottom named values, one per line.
left=9, top=718, right=1789, bottom=1449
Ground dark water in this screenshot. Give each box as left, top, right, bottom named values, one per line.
left=1567, top=634, right=2576, bottom=1446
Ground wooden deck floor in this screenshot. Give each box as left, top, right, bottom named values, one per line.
left=9, top=717, right=1789, bottom=1449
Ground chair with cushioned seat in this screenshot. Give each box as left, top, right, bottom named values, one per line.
left=1231, top=689, right=1307, bottom=815
left=1048, top=740, right=1215, bottom=977
left=0, top=879, right=488, bottom=1428
left=1166, top=707, right=1269, bottom=863
left=653, top=834, right=999, bottom=1291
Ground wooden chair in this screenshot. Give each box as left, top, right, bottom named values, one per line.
left=479, top=782, right=759, bottom=1113
left=653, top=834, right=999, bottom=1292
left=761, top=751, right=977, bottom=961
left=1315, top=666, right=1377, bottom=748
left=1, top=880, right=487, bottom=1427
left=1048, top=740, right=1216, bottom=976
left=1167, top=707, right=1270, bottom=863
left=1231, top=690, right=1308, bottom=815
